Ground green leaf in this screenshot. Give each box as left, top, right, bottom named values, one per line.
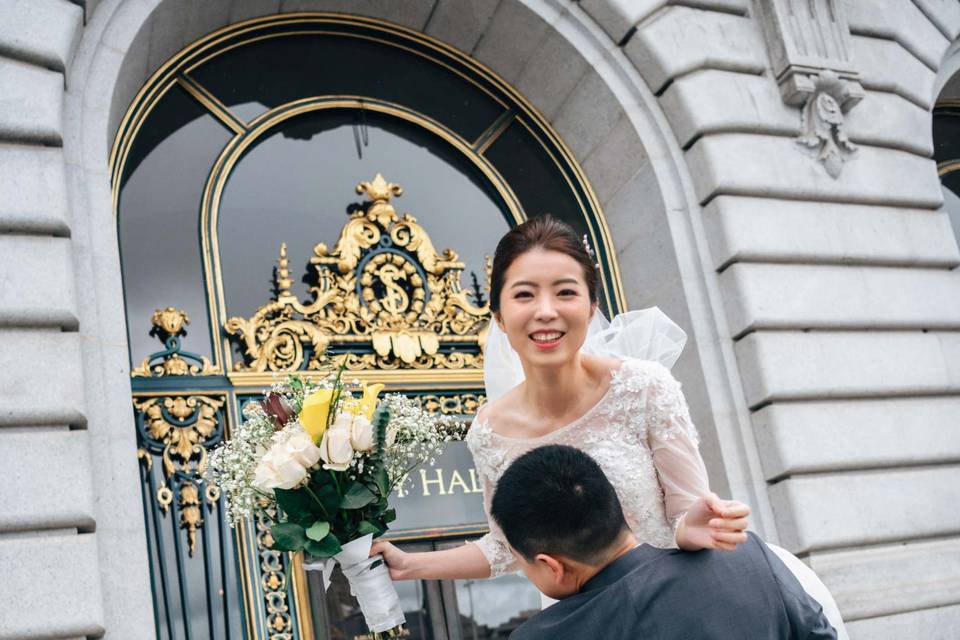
left=357, top=520, right=382, bottom=536
left=340, top=482, right=376, bottom=509
left=270, top=523, right=307, bottom=552
left=316, top=484, right=340, bottom=513
left=382, top=508, right=397, bottom=524
left=370, top=558, right=383, bottom=570
left=305, top=521, right=331, bottom=542
left=372, top=466, right=390, bottom=497
left=305, top=533, right=342, bottom=558
left=275, top=488, right=314, bottom=522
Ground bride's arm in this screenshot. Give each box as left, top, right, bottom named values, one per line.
left=644, top=362, right=750, bottom=551
left=372, top=415, right=519, bottom=580
left=370, top=474, right=515, bottom=580
left=370, top=538, right=492, bottom=581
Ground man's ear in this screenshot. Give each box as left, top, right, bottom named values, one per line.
left=534, top=553, right=566, bottom=583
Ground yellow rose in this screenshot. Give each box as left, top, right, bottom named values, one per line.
left=300, top=388, right=335, bottom=443
left=352, top=382, right=384, bottom=420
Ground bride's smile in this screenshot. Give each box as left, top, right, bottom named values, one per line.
left=496, top=247, right=596, bottom=368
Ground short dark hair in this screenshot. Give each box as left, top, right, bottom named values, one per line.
left=490, top=445, right=629, bottom=563
left=489, top=215, right=599, bottom=313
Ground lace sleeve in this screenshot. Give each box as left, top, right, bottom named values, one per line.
left=641, top=362, right=710, bottom=530
left=469, top=472, right=520, bottom=578
left=465, top=418, right=519, bottom=578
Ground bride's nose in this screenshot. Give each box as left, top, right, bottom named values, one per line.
left=533, top=296, right=559, bottom=321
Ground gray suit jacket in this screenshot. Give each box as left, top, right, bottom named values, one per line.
left=511, top=533, right=836, bottom=640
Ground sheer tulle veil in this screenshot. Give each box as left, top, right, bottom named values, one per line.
left=482, top=307, right=688, bottom=403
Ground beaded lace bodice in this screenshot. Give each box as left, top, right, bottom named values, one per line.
left=465, top=358, right=709, bottom=577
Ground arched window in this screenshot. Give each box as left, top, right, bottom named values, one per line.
left=934, top=71, right=960, bottom=248
left=114, top=14, right=622, bottom=640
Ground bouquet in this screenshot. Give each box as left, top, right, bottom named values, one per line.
left=205, top=368, right=464, bottom=637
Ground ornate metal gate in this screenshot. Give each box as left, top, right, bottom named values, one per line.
left=131, top=177, right=491, bottom=639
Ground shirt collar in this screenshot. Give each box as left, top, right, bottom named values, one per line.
left=580, top=545, right=659, bottom=593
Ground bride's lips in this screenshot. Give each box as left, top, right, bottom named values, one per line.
left=529, top=330, right=565, bottom=350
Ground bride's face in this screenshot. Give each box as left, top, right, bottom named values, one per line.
left=495, top=248, right=596, bottom=369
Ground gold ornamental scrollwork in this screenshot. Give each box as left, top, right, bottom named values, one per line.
left=225, top=174, right=492, bottom=373
left=134, top=394, right=226, bottom=556
left=132, top=307, right=221, bottom=377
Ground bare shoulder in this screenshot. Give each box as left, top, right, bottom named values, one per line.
left=582, top=354, right=626, bottom=380
left=476, top=385, right=528, bottom=433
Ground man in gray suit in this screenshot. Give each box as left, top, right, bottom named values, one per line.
left=490, top=445, right=836, bottom=640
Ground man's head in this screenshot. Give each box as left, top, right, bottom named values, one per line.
left=490, top=445, right=636, bottom=598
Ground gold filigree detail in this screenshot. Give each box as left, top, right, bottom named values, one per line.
left=131, top=307, right=221, bottom=377
left=417, top=393, right=486, bottom=416
left=225, top=174, right=491, bottom=373
left=134, top=395, right=225, bottom=555
left=255, top=503, right=294, bottom=639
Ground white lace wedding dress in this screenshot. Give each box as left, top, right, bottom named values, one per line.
left=465, top=357, right=848, bottom=638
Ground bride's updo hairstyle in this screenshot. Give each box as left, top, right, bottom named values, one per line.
left=489, top=214, right=599, bottom=313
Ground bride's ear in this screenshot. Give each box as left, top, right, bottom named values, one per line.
left=494, top=311, right=506, bottom=332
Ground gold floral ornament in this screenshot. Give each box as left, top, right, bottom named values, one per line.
left=134, top=394, right=226, bottom=555
left=224, top=174, right=492, bottom=373
left=132, top=307, right=220, bottom=377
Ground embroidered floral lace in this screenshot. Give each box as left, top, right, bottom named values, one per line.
left=465, top=358, right=710, bottom=577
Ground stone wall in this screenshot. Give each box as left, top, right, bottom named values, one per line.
left=1, top=0, right=958, bottom=638
left=579, top=1, right=960, bottom=637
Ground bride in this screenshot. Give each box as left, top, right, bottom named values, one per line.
left=372, top=215, right=846, bottom=635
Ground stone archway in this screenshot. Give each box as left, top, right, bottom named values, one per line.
left=61, top=0, right=767, bottom=636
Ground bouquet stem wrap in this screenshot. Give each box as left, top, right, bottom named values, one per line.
left=304, top=534, right=405, bottom=634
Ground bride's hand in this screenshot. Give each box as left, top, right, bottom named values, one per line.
left=676, top=493, right=750, bottom=551
left=370, top=540, right=416, bottom=581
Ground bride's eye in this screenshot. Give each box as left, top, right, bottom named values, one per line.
left=558, top=289, right=578, bottom=296
left=514, top=291, right=533, bottom=299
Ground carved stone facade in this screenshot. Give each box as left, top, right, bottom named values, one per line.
left=757, top=0, right=864, bottom=177
left=2, top=1, right=959, bottom=639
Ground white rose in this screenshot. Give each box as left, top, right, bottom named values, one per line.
left=285, top=430, right=322, bottom=468
left=319, top=426, right=354, bottom=471
left=350, top=415, right=374, bottom=451
left=331, top=412, right=354, bottom=432
left=252, top=458, right=278, bottom=495
left=253, top=444, right=308, bottom=491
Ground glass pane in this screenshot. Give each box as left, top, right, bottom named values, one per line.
left=483, top=120, right=584, bottom=232
left=933, top=110, right=960, bottom=165
left=217, top=108, right=512, bottom=345
left=452, top=572, right=540, bottom=639
left=190, top=33, right=504, bottom=142
left=118, top=83, right=232, bottom=366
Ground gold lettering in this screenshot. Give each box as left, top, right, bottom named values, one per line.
left=420, top=468, right=446, bottom=496
left=395, top=473, right=411, bottom=498
left=468, top=468, right=482, bottom=493
left=446, top=469, right=470, bottom=495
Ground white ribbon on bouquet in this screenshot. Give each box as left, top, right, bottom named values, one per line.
left=302, top=533, right=405, bottom=633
